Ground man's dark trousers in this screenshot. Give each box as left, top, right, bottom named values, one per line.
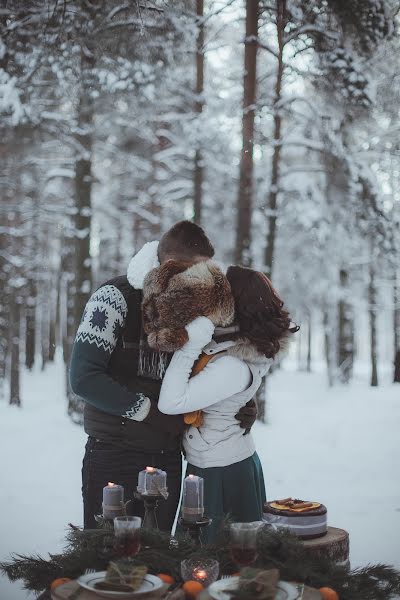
left=82, top=437, right=182, bottom=531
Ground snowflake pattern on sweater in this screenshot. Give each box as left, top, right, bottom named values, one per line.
left=75, top=285, right=128, bottom=354
left=71, top=284, right=151, bottom=421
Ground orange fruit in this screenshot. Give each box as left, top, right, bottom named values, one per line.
left=50, top=578, right=72, bottom=591
left=157, top=573, right=175, bottom=585
left=319, top=587, right=339, bottom=600
left=182, top=580, right=204, bottom=598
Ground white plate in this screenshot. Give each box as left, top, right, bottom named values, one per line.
left=77, top=571, right=164, bottom=598
left=208, top=576, right=299, bottom=600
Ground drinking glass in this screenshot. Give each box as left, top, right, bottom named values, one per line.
left=113, top=516, right=142, bottom=558
left=229, top=522, right=263, bottom=567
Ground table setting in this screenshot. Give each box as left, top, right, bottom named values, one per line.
left=3, top=465, right=376, bottom=600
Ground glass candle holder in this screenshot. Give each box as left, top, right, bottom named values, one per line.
left=181, top=558, right=219, bottom=587
left=113, top=516, right=142, bottom=558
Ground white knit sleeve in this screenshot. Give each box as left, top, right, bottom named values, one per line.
left=158, top=354, right=251, bottom=415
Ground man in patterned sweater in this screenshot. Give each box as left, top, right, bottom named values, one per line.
left=70, top=221, right=257, bottom=530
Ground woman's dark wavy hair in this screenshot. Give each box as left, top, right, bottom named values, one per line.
left=226, top=265, right=299, bottom=359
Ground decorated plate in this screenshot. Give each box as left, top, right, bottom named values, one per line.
left=76, top=571, right=164, bottom=598
left=208, top=576, right=299, bottom=600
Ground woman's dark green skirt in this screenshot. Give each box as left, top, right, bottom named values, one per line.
left=186, top=452, right=266, bottom=544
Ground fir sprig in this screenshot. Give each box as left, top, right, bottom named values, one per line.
left=1, top=524, right=400, bottom=600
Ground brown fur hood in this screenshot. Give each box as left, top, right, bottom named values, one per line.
left=142, top=260, right=235, bottom=352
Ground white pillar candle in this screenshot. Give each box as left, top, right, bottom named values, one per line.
left=182, top=474, right=204, bottom=522
left=102, top=482, right=125, bottom=519
left=137, top=467, right=168, bottom=497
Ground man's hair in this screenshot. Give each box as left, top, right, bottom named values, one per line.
left=158, top=220, right=215, bottom=262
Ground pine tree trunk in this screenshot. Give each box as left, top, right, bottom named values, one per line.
left=394, top=271, right=400, bottom=383
left=0, top=213, right=9, bottom=394
left=61, top=229, right=75, bottom=366
left=25, top=280, right=36, bottom=370
left=323, top=308, right=335, bottom=387
left=235, top=0, right=259, bottom=265
left=9, top=298, right=21, bottom=406
left=369, top=263, right=378, bottom=387
left=256, top=377, right=268, bottom=424
left=48, top=280, right=56, bottom=362
left=193, top=0, right=205, bottom=225
left=337, top=269, right=354, bottom=383
left=41, top=284, right=50, bottom=370
left=264, top=0, right=286, bottom=277
left=297, top=325, right=302, bottom=370
left=306, top=311, right=312, bottom=372
left=68, top=48, right=94, bottom=419
left=73, top=70, right=93, bottom=332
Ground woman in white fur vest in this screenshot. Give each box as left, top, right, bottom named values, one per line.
left=156, top=264, right=299, bottom=543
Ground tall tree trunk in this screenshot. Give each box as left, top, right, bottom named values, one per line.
left=306, top=311, right=312, bottom=372
left=0, top=209, right=10, bottom=394
left=235, top=0, right=259, bottom=265
left=40, top=283, right=50, bottom=370
left=193, top=0, right=205, bottom=224
left=394, top=270, right=400, bottom=383
left=369, top=262, right=378, bottom=387
left=68, top=48, right=94, bottom=419
left=25, top=280, right=36, bottom=370
left=73, top=57, right=93, bottom=332
left=297, top=325, right=302, bottom=370
left=9, top=297, right=21, bottom=406
left=323, top=308, right=336, bottom=387
left=337, top=268, right=354, bottom=383
left=48, top=279, right=56, bottom=362
left=264, top=0, right=286, bottom=277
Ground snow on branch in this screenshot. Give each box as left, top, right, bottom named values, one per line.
left=284, top=25, right=339, bottom=45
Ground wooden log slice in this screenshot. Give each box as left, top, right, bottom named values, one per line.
left=300, top=526, right=349, bottom=565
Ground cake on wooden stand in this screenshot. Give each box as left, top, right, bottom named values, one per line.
left=263, top=498, right=349, bottom=567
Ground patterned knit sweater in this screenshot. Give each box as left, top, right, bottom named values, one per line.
left=69, top=241, right=161, bottom=423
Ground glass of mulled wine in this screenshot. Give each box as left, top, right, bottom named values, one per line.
left=113, top=516, right=142, bottom=558
left=230, top=522, right=263, bottom=567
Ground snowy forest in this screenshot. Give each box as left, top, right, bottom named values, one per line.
left=1, top=0, right=400, bottom=417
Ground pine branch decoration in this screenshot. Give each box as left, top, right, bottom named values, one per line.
left=1, top=525, right=400, bottom=599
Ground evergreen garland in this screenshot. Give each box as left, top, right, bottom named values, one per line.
left=1, top=524, right=400, bottom=599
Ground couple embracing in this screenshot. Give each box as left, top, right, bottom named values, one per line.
left=70, top=221, right=297, bottom=543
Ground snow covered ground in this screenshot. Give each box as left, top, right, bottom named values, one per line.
left=1, top=355, right=399, bottom=599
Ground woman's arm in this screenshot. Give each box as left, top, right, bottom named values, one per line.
left=158, top=317, right=251, bottom=415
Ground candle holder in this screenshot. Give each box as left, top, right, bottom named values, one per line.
left=181, top=558, right=219, bottom=587
left=94, top=514, right=114, bottom=528
left=134, top=492, right=167, bottom=530
left=179, top=516, right=212, bottom=547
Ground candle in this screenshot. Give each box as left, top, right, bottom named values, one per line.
left=137, top=467, right=168, bottom=498
left=103, top=482, right=125, bottom=519
left=194, top=568, right=207, bottom=581
left=182, top=474, right=204, bottom=522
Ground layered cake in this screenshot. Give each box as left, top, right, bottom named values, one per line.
left=137, top=467, right=168, bottom=497
left=263, top=498, right=327, bottom=539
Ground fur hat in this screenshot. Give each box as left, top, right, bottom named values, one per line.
left=142, top=259, right=235, bottom=352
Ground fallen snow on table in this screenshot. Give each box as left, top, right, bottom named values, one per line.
left=0, top=356, right=399, bottom=599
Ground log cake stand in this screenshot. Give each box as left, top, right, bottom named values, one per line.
left=300, top=526, right=350, bottom=567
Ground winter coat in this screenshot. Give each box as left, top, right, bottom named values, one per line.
left=158, top=316, right=273, bottom=468
left=69, top=242, right=184, bottom=452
